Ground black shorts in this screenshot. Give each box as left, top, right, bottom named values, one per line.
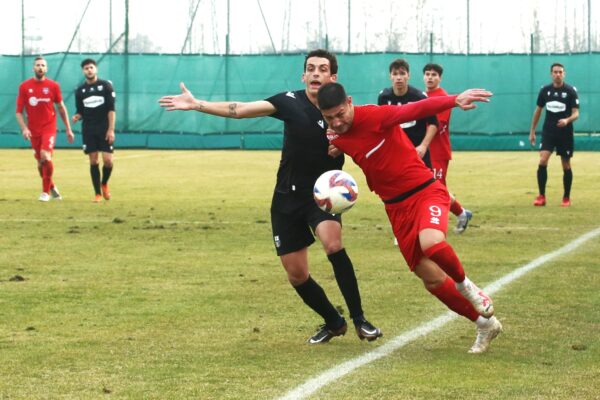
left=82, top=131, right=114, bottom=154
left=540, top=132, right=574, bottom=158
left=270, top=194, right=341, bottom=256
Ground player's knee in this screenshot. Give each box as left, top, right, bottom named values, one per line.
left=322, top=240, right=343, bottom=255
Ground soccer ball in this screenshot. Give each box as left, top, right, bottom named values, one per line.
left=313, top=170, right=359, bottom=214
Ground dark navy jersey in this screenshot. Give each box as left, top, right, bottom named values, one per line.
left=536, top=83, right=579, bottom=136
left=377, top=85, right=438, bottom=166
left=75, top=79, right=116, bottom=135
left=265, top=89, right=344, bottom=208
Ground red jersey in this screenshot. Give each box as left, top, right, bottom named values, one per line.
left=426, top=87, right=452, bottom=161
left=327, top=95, right=457, bottom=201
left=16, top=78, right=63, bottom=136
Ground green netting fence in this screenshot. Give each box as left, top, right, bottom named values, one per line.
left=1, top=52, right=598, bottom=150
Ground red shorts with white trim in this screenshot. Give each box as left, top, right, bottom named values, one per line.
left=384, top=181, right=450, bottom=270
left=431, top=159, right=449, bottom=186
left=30, top=133, right=56, bottom=160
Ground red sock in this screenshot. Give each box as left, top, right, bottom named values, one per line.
left=41, top=160, right=54, bottom=193
left=450, top=198, right=463, bottom=216
left=424, top=241, right=465, bottom=283
left=37, top=164, right=43, bottom=178
left=427, top=276, right=479, bottom=321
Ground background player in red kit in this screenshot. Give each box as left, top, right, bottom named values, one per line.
left=317, top=82, right=502, bottom=353
left=423, top=63, right=472, bottom=233
left=16, top=56, right=74, bottom=201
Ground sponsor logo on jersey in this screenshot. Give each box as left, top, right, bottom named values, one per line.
left=546, top=101, right=566, bottom=113
left=28, top=96, right=51, bottom=106
left=83, top=95, right=105, bottom=108
left=285, top=91, right=295, bottom=99
left=400, top=120, right=417, bottom=129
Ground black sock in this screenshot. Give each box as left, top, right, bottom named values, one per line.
left=90, top=164, right=101, bottom=195
left=102, top=165, right=113, bottom=185
left=563, top=169, right=573, bottom=199
left=537, top=165, right=547, bottom=196
left=293, top=276, right=343, bottom=327
left=328, top=248, right=364, bottom=322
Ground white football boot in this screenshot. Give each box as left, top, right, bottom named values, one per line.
left=469, top=316, right=502, bottom=354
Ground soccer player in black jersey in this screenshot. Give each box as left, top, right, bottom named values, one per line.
left=72, top=59, right=116, bottom=202
left=377, top=59, right=438, bottom=168
left=529, top=63, right=579, bottom=207
left=159, top=49, right=381, bottom=344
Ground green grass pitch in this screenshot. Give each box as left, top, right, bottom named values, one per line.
left=0, top=149, right=599, bottom=399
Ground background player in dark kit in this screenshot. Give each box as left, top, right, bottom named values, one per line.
left=529, top=62, right=579, bottom=207
left=159, top=49, right=381, bottom=344
left=72, top=59, right=116, bottom=202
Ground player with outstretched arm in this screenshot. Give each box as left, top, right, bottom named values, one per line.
left=317, top=82, right=502, bottom=353
left=159, top=50, right=381, bottom=344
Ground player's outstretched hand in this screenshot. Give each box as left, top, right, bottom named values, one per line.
left=159, top=82, right=197, bottom=111
left=455, top=89, right=492, bottom=110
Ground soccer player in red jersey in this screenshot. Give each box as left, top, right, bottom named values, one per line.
left=423, top=63, right=472, bottom=233
left=317, top=82, right=502, bottom=353
left=16, top=56, right=74, bottom=201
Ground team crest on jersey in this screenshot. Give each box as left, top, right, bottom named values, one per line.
left=82, top=88, right=86, bottom=93
left=326, top=131, right=339, bottom=141
left=43, top=87, right=49, bottom=94
left=98, top=85, right=103, bottom=91
left=561, top=92, right=567, bottom=98
left=285, top=91, right=295, bottom=99
left=28, top=88, right=33, bottom=93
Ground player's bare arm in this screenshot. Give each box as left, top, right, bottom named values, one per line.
left=529, top=106, right=543, bottom=146
left=454, top=89, right=492, bottom=110
left=16, top=112, right=31, bottom=141
left=57, top=101, right=75, bottom=144
left=159, top=82, right=276, bottom=118
left=106, top=110, right=116, bottom=145
left=416, top=123, right=438, bottom=158
left=557, top=107, right=579, bottom=128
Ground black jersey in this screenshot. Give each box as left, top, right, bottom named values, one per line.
left=377, top=85, right=438, bottom=166
left=75, top=79, right=116, bottom=135
left=265, top=89, right=344, bottom=210
left=536, top=83, right=579, bottom=136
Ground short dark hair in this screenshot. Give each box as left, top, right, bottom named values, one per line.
left=389, top=59, right=410, bottom=73
left=81, top=58, right=97, bottom=68
left=423, top=63, right=443, bottom=76
left=33, top=56, right=45, bottom=63
left=304, top=49, right=338, bottom=75
left=317, top=82, right=347, bottom=110
left=550, top=62, right=564, bottom=71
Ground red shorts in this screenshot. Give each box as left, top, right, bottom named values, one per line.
left=430, top=159, right=449, bottom=186
left=385, top=181, right=450, bottom=270
left=30, top=133, right=56, bottom=160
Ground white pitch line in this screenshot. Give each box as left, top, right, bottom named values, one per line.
left=277, top=226, right=600, bottom=400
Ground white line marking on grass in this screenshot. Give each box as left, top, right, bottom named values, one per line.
left=277, top=226, right=600, bottom=400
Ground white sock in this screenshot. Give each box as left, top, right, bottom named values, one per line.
left=476, top=316, right=495, bottom=328
left=455, top=276, right=471, bottom=290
